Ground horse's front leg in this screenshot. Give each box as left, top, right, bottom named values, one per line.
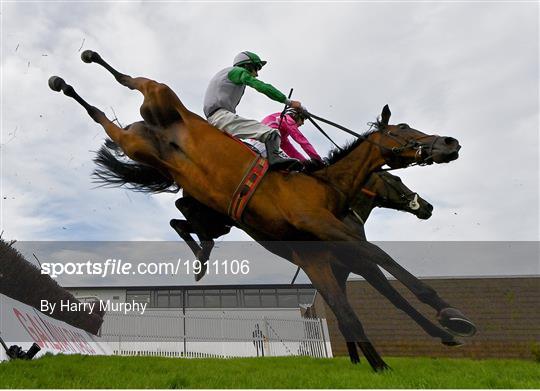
left=346, top=241, right=477, bottom=337
left=296, top=258, right=389, bottom=372
left=289, top=211, right=476, bottom=338
left=326, top=232, right=462, bottom=346
left=169, top=218, right=212, bottom=282
left=331, top=263, right=350, bottom=295
left=170, top=219, right=203, bottom=257
left=172, top=197, right=236, bottom=281
left=351, top=259, right=462, bottom=345
left=342, top=215, right=474, bottom=336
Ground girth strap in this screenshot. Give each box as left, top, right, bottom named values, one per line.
left=228, top=156, right=269, bottom=222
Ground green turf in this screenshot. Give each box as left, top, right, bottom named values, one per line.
left=0, top=354, right=538, bottom=389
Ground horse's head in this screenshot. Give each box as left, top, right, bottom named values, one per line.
left=364, top=171, right=433, bottom=219
left=372, top=105, right=461, bottom=168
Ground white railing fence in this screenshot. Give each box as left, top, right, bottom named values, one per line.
left=100, top=311, right=332, bottom=359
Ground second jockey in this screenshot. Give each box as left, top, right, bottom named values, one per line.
left=262, top=109, right=322, bottom=161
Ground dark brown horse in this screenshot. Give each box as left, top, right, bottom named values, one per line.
left=169, top=171, right=465, bottom=368
left=49, top=50, right=472, bottom=371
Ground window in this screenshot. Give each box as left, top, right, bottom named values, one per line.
left=187, top=290, right=204, bottom=307
left=126, top=290, right=151, bottom=306
left=169, top=292, right=182, bottom=308
left=221, top=293, right=238, bottom=308
left=125, top=286, right=314, bottom=309
left=258, top=288, right=276, bottom=307
left=277, top=288, right=298, bottom=307
left=204, top=291, right=221, bottom=307
left=298, top=289, right=316, bottom=305
left=261, top=293, right=278, bottom=307
left=243, top=289, right=261, bottom=307
left=156, top=291, right=170, bottom=308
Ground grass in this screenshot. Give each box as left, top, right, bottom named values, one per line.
left=0, top=354, right=539, bottom=389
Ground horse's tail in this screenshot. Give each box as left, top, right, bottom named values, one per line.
left=92, top=139, right=180, bottom=194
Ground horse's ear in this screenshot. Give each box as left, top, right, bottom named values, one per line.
left=381, top=105, right=391, bottom=126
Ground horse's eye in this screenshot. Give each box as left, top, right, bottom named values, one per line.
left=399, top=123, right=409, bottom=129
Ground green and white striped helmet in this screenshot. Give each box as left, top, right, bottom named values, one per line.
left=233, top=51, right=267, bottom=70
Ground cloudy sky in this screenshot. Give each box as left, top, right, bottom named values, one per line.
left=1, top=2, right=538, bottom=282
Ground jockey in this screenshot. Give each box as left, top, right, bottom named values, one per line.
left=262, top=108, right=322, bottom=161
left=203, top=51, right=304, bottom=171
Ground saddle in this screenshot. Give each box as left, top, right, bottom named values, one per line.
left=241, top=140, right=264, bottom=155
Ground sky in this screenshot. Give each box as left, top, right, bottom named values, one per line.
left=1, top=2, right=538, bottom=283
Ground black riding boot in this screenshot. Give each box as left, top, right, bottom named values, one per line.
left=264, top=131, right=303, bottom=171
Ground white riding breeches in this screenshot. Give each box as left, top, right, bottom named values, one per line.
left=207, top=109, right=277, bottom=142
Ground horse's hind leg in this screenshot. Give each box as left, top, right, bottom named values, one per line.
left=48, top=76, right=125, bottom=144
left=81, top=50, right=146, bottom=91
left=80, top=50, right=185, bottom=128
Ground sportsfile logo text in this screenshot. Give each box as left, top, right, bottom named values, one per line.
left=40, top=258, right=250, bottom=278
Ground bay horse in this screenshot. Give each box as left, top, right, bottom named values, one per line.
left=48, top=50, right=473, bottom=371
left=169, top=170, right=433, bottom=281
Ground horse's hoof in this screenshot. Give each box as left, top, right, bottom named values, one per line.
left=346, top=342, right=360, bottom=364
left=194, top=271, right=204, bottom=282
left=349, top=355, right=360, bottom=364
left=374, top=363, right=391, bottom=372
left=81, top=50, right=99, bottom=63
left=442, top=338, right=464, bottom=347
left=438, top=307, right=477, bottom=337
left=194, top=260, right=208, bottom=282
left=48, top=76, right=65, bottom=92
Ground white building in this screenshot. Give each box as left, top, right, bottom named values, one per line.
left=67, top=284, right=331, bottom=358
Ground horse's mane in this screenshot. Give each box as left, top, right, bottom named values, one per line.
left=92, top=138, right=180, bottom=193
left=302, top=122, right=380, bottom=174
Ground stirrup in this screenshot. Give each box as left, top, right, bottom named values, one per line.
left=269, top=159, right=303, bottom=172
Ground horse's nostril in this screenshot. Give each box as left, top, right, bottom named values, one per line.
left=444, top=137, right=457, bottom=145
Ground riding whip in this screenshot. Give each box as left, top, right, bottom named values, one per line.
left=277, top=88, right=294, bottom=131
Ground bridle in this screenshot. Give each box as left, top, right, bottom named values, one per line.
left=382, top=125, right=439, bottom=168
left=349, top=171, right=420, bottom=226
left=375, top=172, right=422, bottom=211
left=305, top=111, right=440, bottom=168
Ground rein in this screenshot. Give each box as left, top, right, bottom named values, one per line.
left=277, top=88, right=294, bottom=132
left=306, top=116, right=342, bottom=150
left=304, top=110, right=436, bottom=168
left=306, top=111, right=388, bottom=151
